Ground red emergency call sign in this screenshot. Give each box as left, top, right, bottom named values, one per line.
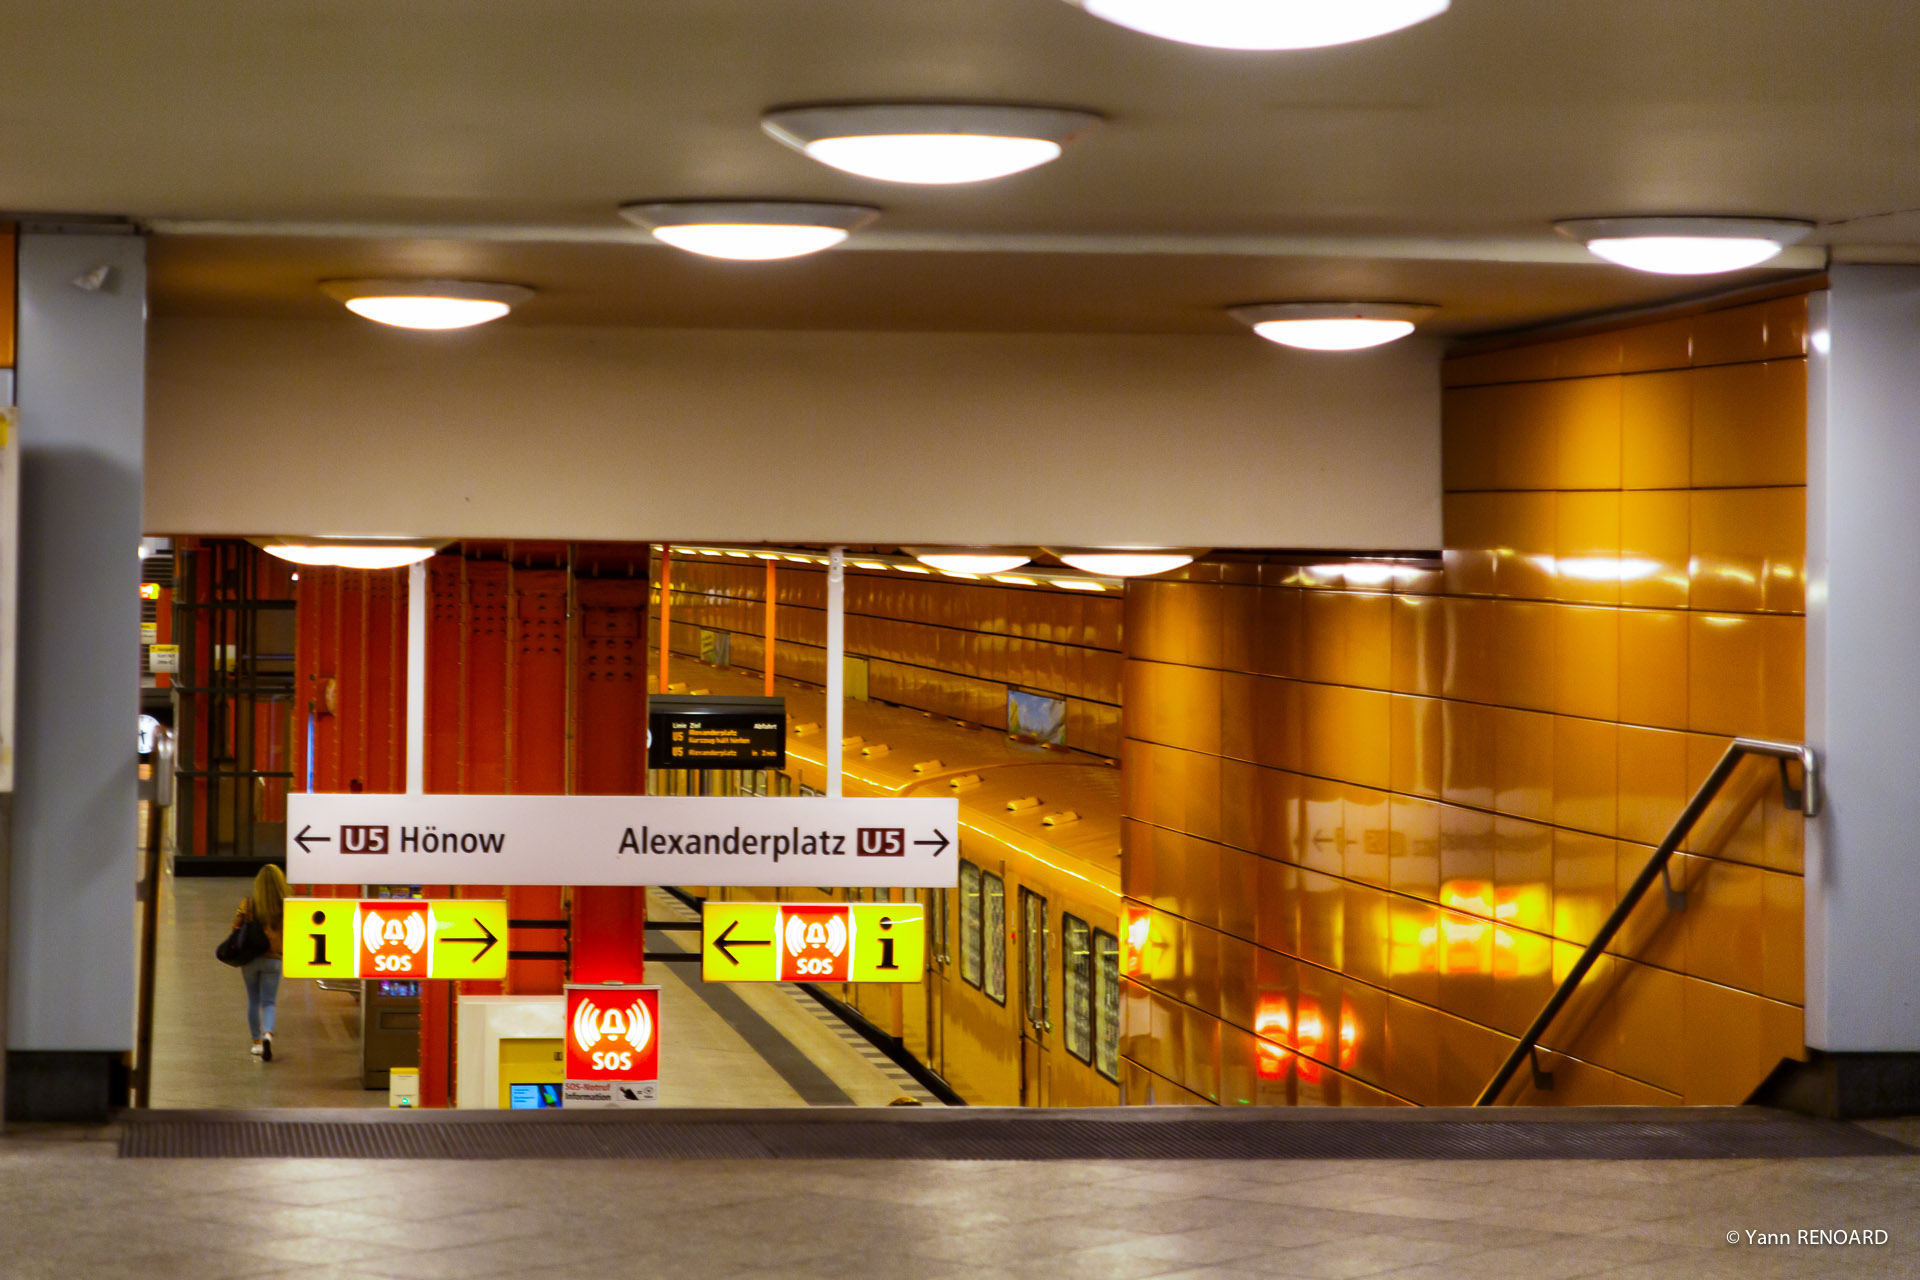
left=778, top=904, right=851, bottom=981
left=563, top=984, right=660, bottom=1107
left=358, top=900, right=429, bottom=977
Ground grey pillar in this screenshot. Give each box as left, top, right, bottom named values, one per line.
left=1795, top=265, right=1920, bottom=1116
left=4, top=231, right=146, bottom=1121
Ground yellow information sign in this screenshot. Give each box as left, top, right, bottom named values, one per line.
left=701, top=901, right=780, bottom=982
left=701, top=901, right=924, bottom=984
left=849, top=903, right=925, bottom=984
left=429, top=899, right=509, bottom=981
left=284, top=898, right=358, bottom=979
left=282, top=897, right=507, bottom=981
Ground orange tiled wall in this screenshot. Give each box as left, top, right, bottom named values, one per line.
left=1119, top=293, right=1810, bottom=1107
left=656, top=557, right=1123, bottom=758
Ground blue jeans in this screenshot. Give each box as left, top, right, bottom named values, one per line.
left=243, top=956, right=282, bottom=1040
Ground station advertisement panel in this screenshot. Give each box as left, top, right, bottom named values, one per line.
left=564, top=984, right=660, bottom=1107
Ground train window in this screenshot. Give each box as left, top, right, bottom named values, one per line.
left=983, top=872, right=1007, bottom=1006
left=958, top=862, right=983, bottom=989
left=1092, top=929, right=1121, bottom=1082
left=1062, top=914, right=1092, bottom=1063
left=1020, top=889, right=1049, bottom=1029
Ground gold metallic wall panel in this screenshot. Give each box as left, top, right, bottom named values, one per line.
left=1122, top=289, right=1809, bottom=1108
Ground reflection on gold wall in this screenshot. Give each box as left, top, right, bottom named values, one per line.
left=652, top=556, right=1124, bottom=758
left=1120, top=290, right=1811, bottom=1107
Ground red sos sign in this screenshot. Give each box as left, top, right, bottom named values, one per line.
left=358, top=901, right=429, bottom=977
left=778, top=905, right=851, bottom=981
left=565, top=985, right=660, bottom=1083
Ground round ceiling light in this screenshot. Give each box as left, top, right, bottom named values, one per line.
left=320, top=280, right=533, bottom=330
left=1050, top=549, right=1205, bottom=577
left=762, top=104, right=1101, bottom=185
left=1229, top=302, right=1437, bottom=351
left=256, top=538, right=446, bottom=569
left=905, top=547, right=1034, bottom=574
left=1062, top=0, right=1449, bottom=50
left=1554, top=217, right=1816, bottom=276
left=619, top=201, right=881, bottom=261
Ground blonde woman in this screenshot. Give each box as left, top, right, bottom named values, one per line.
left=233, top=864, right=288, bottom=1060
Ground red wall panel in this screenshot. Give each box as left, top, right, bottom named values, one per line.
left=293, top=546, right=655, bottom=1099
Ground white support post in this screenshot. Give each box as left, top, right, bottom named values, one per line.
left=406, top=558, right=427, bottom=796
left=826, top=546, right=845, bottom=798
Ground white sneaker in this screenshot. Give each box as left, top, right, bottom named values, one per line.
left=250, top=1042, right=263, bottom=1057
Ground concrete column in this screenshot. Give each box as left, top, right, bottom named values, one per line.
left=1798, top=266, right=1920, bottom=1115
left=4, top=231, right=146, bottom=1121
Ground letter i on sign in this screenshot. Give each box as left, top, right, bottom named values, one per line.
left=280, top=898, right=359, bottom=979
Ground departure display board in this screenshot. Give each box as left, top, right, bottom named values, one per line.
left=648, top=694, right=785, bottom=770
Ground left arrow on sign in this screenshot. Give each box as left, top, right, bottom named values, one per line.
left=293, top=824, right=332, bottom=853
left=713, top=919, right=771, bottom=966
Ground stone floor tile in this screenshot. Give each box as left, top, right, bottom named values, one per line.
left=1336, top=1193, right=1490, bottom=1221
left=249, top=1234, right=409, bottom=1267
left=1245, top=1232, right=1489, bottom=1280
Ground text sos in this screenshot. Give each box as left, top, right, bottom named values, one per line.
left=372, top=953, right=417, bottom=971
left=591, top=1051, right=634, bottom=1071
left=789, top=957, right=839, bottom=976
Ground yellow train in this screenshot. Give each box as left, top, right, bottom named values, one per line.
left=653, top=663, right=1123, bottom=1106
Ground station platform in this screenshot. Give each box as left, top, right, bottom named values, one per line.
left=3, top=1110, right=1916, bottom=1279
left=150, top=876, right=926, bottom=1110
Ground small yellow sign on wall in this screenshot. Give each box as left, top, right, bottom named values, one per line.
left=700, top=901, right=924, bottom=984
left=282, top=897, right=507, bottom=981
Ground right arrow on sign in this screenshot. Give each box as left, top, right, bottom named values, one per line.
left=913, top=830, right=950, bottom=856
left=713, top=919, right=772, bottom=966
left=440, top=917, right=499, bottom=963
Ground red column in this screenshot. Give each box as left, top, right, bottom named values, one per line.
left=571, top=579, right=649, bottom=984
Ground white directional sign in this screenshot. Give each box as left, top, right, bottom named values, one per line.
left=286, top=794, right=959, bottom=888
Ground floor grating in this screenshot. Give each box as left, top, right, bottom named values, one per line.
left=118, top=1108, right=1914, bottom=1161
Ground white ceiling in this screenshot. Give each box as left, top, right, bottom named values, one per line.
left=10, top=0, right=1916, bottom=333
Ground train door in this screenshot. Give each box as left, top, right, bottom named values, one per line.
left=924, top=886, right=949, bottom=1077
left=1018, top=887, right=1051, bottom=1107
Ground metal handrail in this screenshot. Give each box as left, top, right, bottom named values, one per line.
left=1473, top=736, right=1819, bottom=1107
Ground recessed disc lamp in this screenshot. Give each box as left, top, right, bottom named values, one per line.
left=1061, top=0, right=1450, bottom=50
left=257, top=538, right=446, bottom=570
left=1229, top=302, right=1436, bottom=350
left=762, top=104, right=1101, bottom=185
left=905, top=548, right=1033, bottom=574
left=1554, top=218, right=1815, bottom=275
left=1050, top=549, right=1204, bottom=577
left=619, top=201, right=881, bottom=260
left=320, top=280, right=533, bottom=330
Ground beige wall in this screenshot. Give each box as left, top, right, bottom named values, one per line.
left=145, top=317, right=1441, bottom=549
